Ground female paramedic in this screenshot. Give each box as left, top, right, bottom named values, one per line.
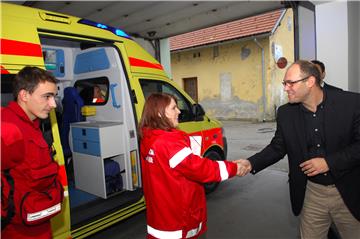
left=139, top=93, right=242, bottom=239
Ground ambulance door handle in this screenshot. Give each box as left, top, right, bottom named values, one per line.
left=110, top=83, right=121, bottom=109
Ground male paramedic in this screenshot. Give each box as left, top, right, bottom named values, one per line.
left=1, top=66, right=63, bottom=239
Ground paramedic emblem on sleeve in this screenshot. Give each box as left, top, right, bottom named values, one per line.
left=146, top=149, right=155, bottom=163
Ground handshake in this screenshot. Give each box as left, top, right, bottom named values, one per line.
left=233, top=159, right=252, bottom=177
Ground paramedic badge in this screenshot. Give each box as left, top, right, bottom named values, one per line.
left=146, top=149, right=154, bottom=163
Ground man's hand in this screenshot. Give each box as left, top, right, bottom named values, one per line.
left=233, top=159, right=252, bottom=177
left=299, top=157, right=329, bottom=177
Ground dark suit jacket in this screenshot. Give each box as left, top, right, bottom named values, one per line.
left=248, top=89, right=360, bottom=220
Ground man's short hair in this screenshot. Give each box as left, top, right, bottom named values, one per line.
left=294, top=60, right=321, bottom=86
left=13, top=66, right=57, bottom=100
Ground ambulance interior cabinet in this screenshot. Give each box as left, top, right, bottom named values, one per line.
left=70, top=121, right=125, bottom=198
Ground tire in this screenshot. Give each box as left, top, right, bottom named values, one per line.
left=203, top=150, right=223, bottom=194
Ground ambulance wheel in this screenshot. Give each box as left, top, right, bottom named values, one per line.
left=204, top=150, right=222, bottom=194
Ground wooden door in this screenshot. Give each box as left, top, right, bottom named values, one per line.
left=183, top=77, right=198, bottom=102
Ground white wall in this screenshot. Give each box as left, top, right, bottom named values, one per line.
left=298, top=6, right=316, bottom=60
left=316, top=1, right=348, bottom=90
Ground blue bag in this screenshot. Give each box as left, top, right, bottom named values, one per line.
left=104, top=159, right=123, bottom=195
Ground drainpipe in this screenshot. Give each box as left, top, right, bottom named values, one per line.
left=254, top=38, right=266, bottom=122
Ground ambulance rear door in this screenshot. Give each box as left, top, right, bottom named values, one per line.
left=39, top=35, right=143, bottom=235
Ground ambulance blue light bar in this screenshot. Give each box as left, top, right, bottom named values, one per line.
left=78, top=19, right=131, bottom=39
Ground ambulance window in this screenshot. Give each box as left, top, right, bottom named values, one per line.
left=140, top=80, right=193, bottom=122
left=74, top=77, right=109, bottom=105
left=42, top=48, right=65, bottom=78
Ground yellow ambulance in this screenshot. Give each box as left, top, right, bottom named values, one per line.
left=1, top=3, right=227, bottom=238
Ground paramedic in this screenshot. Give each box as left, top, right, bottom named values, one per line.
left=92, top=85, right=105, bottom=103
left=1, top=66, right=63, bottom=239
left=139, top=93, right=245, bottom=239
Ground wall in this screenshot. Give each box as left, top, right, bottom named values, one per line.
left=298, top=5, right=316, bottom=60
left=171, top=38, right=266, bottom=120
left=316, top=2, right=348, bottom=90
left=316, top=1, right=360, bottom=93
left=171, top=9, right=294, bottom=121
left=268, top=9, right=295, bottom=118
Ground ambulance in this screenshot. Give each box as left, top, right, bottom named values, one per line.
left=1, top=3, right=228, bottom=238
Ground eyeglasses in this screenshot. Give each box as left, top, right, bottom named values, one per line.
left=282, top=76, right=310, bottom=87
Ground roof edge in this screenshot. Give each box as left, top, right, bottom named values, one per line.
left=271, top=9, right=287, bottom=35
left=170, top=32, right=271, bottom=53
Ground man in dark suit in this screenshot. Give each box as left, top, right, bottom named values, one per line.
left=238, top=60, right=360, bottom=238
left=311, top=59, right=342, bottom=91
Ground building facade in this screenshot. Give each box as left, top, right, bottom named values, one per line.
left=170, top=9, right=294, bottom=121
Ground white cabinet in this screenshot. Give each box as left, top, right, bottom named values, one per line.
left=70, top=121, right=125, bottom=198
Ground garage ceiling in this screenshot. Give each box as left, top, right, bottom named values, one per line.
left=11, top=1, right=286, bottom=39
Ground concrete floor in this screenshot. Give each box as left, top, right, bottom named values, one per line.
left=89, top=121, right=300, bottom=239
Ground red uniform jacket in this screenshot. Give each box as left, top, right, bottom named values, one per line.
left=1, top=102, right=59, bottom=239
left=140, top=127, right=237, bottom=239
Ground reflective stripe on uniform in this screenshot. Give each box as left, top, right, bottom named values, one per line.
left=147, top=222, right=203, bottom=239
left=217, top=161, right=229, bottom=181
left=27, top=203, right=61, bottom=222
left=147, top=225, right=182, bottom=239
left=169, top=147, right=192, bottom=168
left=185, top=222, right=202, bottom=238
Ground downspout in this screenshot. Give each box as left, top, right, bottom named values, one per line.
left=254, top=38, right=266, bottom=122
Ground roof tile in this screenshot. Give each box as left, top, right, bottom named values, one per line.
left=170, top=9, right=284, bottom=51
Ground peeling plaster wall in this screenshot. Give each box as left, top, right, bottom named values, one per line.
left=268, top=9, right=295, bottom=118
left=201, top=96, right=259, bottom=120
left=171, top=40, right=266, bottom=120
left=171, top=9, right=294, bottom=121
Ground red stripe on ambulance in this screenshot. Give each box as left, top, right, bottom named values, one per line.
left=0, top=65, right=10, bottom=74
left=129, top=57, right=163, bottom=70
left=0, top=38, right=43, bottom=57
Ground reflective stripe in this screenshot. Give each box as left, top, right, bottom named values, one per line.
left=169, top=147, right=192, bottom=168
left=217, top=161, right=229, bottom=181
left=147, top=222, right=203, bottom=239
left=186, top=222, right=202, bottom=238
left=27, top=203, right=61, bottom=222
left=147, top=225, right=182, bottom=239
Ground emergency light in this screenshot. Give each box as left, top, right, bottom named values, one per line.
left=78, top=19, right=131, bottom=39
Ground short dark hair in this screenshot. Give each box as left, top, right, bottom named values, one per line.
left=13, top=66, right=57, bottom=100
left=294, top=60, right=321, bottom=86
left=311, top=60, right=325, bottom=73
left=139, top=93, right=178, bottom=137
